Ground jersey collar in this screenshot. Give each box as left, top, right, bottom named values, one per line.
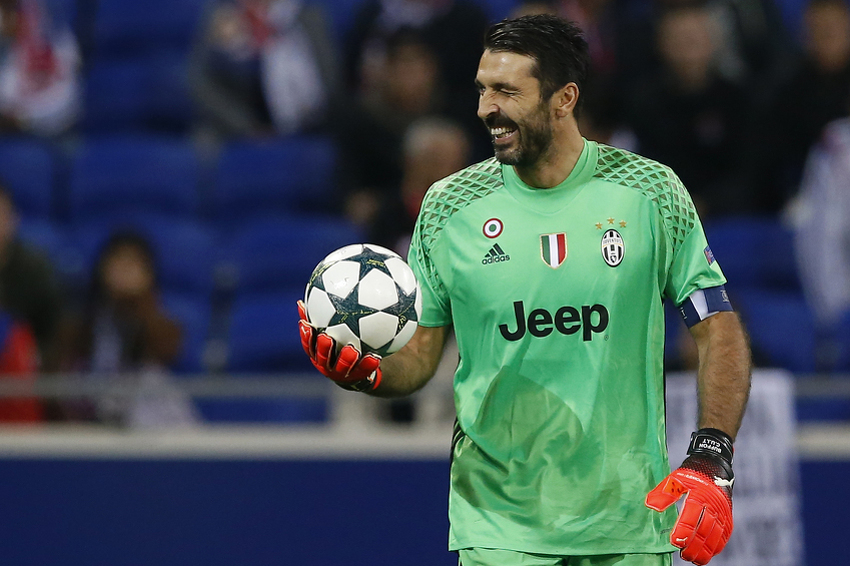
left=501, top=139, right=598, bottom=213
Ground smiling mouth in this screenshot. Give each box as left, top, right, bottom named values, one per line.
left=490, top=126, right=517, bottom=143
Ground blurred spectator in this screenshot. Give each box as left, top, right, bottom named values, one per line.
left=509, top=0, right=786, bottom=152
left=336, top=28, right=446, bottom=232
left=189, top=0, right=341, bottom=141
left=56, top=232, right=195, bottom=426
left=548, top=0, right=621, bottom=78
left=789, top=115, right=850, bottom=335
left=753, top=0, right=850, bottom=212
left=344, top=0, right=489, bottom=155
left=616, top=0, right=790, bottom=89
left=510, top=0, right=558, bottom=17
left=0, top=307, right=42, bottom=422
left=372, top=116, right=471, bottom=254
left=623, top=3, right=753, bottom=218
left=509, top=0, right=635, bottom=148
left=0, top=0, right=81, bottom=137
left=0, top=183, right=62, bottom=370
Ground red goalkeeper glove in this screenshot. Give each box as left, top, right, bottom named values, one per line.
left=297, top=300, right=382, bottom=392
left=645, top=428, right=735, bottom=566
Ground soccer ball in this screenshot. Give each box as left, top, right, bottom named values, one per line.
left=304, top=243, right=422, bottom=357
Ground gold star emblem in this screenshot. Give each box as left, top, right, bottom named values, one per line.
left=619, top=220, right=627, bottom=228
left=595, top=222, right=603, bottom=230
left=607, top=217, right=615, bottom=225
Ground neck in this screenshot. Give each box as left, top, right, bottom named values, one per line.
left=513, top=123, right=585, bottom=188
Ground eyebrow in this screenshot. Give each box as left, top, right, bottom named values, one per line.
left=475, top=79, right=519, bottom=92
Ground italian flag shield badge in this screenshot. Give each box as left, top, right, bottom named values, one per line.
left=540, top=233, right=567, bottom=268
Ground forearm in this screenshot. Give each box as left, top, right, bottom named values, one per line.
left=141, top=314, right=182, bottom=365
left=369, top=325, right=449, bottom=398
left=121, top=294, right=183, bottom=365
left=691, top=311, right=752, bottom=440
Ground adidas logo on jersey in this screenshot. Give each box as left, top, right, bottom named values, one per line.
left=482, top=243, right=510, bottom=265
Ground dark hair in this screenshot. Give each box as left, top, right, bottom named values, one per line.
left=90, top=230, right=158, bottom=304
left=483, top=15, right=589, bottom=104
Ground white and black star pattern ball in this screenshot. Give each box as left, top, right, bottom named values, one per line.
left=304, top=243, right=422, bottom=356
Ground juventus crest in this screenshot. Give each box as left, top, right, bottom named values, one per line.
left=601, top=229, right=625, bottom=267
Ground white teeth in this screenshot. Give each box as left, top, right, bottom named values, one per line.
left=490, top=127, right=515, bottom=139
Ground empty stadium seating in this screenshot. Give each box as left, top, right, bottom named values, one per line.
left=220, top=216, right=363, bottom=294
left=82, top=55, right=193, bottom=134
left=735, top=289, right=818, bottom=374
left=68, top=136, right=200, bottom=222
left=212, top=136, right=339, bottom=223
left=91, top=0, right=206, bottom=57
left=703, top=215, right=802, bottom=293
left=0, top=139, right=57, bottom=220
left=226, top=290, right=311, bottom=374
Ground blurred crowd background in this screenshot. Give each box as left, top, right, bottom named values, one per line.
left=0, top=0, right=847, bottom=426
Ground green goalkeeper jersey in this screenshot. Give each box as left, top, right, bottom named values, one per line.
left=407, top=140, right=727, bottom=555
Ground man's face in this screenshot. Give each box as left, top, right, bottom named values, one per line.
left=476, top=50, right=554, bottom=167
left=805, top=2, right=850, bottom=72
left=658, top=9, right=715, bottom=80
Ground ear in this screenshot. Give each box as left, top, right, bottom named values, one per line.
left=553, top=83, right=579, bottom=118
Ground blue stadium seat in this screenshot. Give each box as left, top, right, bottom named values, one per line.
left=68, top=137, right=200, bottom=222
left=311, top=0, right=363, bottom=47
left=15, top=220, right=84, bottom=285
left=0, top=139, right=56, bottom=220
left=82, top=54, right=193, bottom=134
left=735, top=289, right=816, bottom=373
left=703, top=216, right=801, bottom=292
left=92, top=0, right=205, bottom=56
left=161, top=291, right=212, bottom=374
left=202, top=286, right=328, bottom=422
left=212, top=136, right=338, bottom=222
left=71, top=215, right=217, bottom=298
left=226, top=290, right=312, bottom=373
left=478, top=0, right=519, bottom=22
left=222, top=216, right=363, bottom=294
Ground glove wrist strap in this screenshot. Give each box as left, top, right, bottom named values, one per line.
left=688, top=428, right=734, bottom=466
left=338, top=371, right=381, bottom=393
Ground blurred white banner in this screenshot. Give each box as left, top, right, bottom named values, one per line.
left=666, top=370, right=804, bottom=566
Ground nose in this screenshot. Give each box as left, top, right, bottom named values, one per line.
left=477, top=93, right=498, bottom=121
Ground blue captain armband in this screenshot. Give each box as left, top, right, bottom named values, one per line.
left=678, top=286, right=734, bottom=328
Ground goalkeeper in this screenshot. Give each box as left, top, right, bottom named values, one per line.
left=299, top=14, right=751, bottom=566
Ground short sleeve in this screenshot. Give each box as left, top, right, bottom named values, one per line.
left=408, top=196, right=452, bottom=327
left=660, top=175, right=727, bottom=305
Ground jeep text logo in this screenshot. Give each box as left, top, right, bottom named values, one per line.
left=499, top=301, right=609, bottom=341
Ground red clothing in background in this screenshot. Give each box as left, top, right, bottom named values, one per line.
left=0, top=316, right=43, bottom=422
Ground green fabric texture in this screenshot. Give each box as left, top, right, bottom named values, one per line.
left=459, top=548, right=673, bottom=566
left=408, top=140, right=726, bottom=555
